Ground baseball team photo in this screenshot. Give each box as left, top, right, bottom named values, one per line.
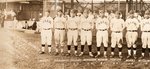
left=1, top=0, right=150, bottom=69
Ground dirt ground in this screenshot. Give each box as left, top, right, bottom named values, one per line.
left=1, top=29, right=150, bottom=69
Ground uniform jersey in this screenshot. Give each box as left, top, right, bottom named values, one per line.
left=80, top=16, right=93, bottom=29
left=54, top=16, right=66, bottom=28
left=66, top=16, right=78, bottom=29
left=40, top=16, right=53, bottom=29
left=141, top=18, right=150, bottom=31
left=110, top=18, right=124, bottom=31
left=125, top=18, right=139, bottom=30
left=95, top=17, right=109, bottom=30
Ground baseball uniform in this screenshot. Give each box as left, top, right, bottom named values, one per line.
left=79, top=14, right=94, bottom=57
left=95, top=16, right=109, bottom=57
left=39, top=16, right=53, bottom=54
left=141, top=18, right=150, bottom=57
left=125, top=17, right=139, bottom=57
left=54, top=15, right=66, bottom=54
left=110, top=17, right=125, bottom=57
left=66, top=16, right=79, bottom=55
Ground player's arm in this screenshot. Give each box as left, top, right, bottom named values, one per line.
left=66, top=18, right=69, bottom=31
left=106, top=19, right=110, bottom=30
left=140, top=20, right=144, bottom=31
left=63, top=17, right=67, bottom=30
left=124, top=19, right=128, bottom=28
left=78, top=18, right=82, bottom=30
left=76, top=17, right=80, bottom=30
left=78, top=18, right=82, bottom=36
left=136, top=19, right=140, bottom=29
left=50, top=17, right=54, bottom=32
left=121, top=19, right=125, bottom=31
left=109, top=19, right=113, bottom=30
left=95, top=19, right=98, bottom=30
left=91, top=19, right=94, bottom=29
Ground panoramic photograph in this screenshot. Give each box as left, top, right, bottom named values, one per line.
left=0, top=0, right=150, bottom=69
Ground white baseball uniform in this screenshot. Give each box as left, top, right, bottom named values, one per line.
left=66, top=16, right=79, bottom=46
left=80, top=16, right=93, bottom=45
left=110, top=18, right=124, bottom=48
left=125, top=18, right=139, bottom=48
left=141, top=18, right=150, bottom=48
left=40, top=16, right=53, bottom=45
left=95, top=17, right=109, bottom=47
left=54, top=16, right=66, bottom=46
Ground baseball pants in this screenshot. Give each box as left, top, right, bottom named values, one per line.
left=126, top=32, right=138, bottom=48
left=96, top=31, right=108, bottom=47
left=111, top=32, right=122, bottom=48
left=81, top=30, right=92, bottom=45
left=142, top=32, right=150, bottom=48
left=41, top=30, right=52, bottom=45
left=67, top=30, right=78, bottom=45
left=54, top=29, right=65, bottom=46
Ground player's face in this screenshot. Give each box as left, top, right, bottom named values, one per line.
left=45, top=12, right=49, bottom=17
left=57, top=11, right=62, bottom=16
left=115, top=14, right=120, bottom=18
left=144, top=15, right=149, bottom=19
left=70, top=13, right=75, bottom=17
left=99, top=12, right=103, bottom=17
left=130, top=14, right=134, bottom=18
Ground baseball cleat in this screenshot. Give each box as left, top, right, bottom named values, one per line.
left=104, top=55, right=107, bottom=58
left=74, top=53, right=78, bottom=57
left=54, top=52, right=59, bottom=56
left=89, top=53, right=94, bottom=57
left=127, top=55, right=132, bottom=59
left=119, top=55, right=123, bottom=58
left=39, top=51, right=45, bottom=54
left=66, top=53, right=71, bottom=56
left=139, top=56, right=144, bottom=59
left=110, top=54, right=114, bottom=58
left=95, top=54, right=100, bottom=58
left=79, top=53, right=84, bottom=57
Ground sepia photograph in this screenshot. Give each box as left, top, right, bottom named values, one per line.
left=1, top=0, right=150, bottom=69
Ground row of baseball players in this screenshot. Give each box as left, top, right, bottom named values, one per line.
left=38, top=9, right=150, bottom=59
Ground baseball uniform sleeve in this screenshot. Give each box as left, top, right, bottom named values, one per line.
left=110, top=19, right=113, bottom=29
left=140, top=20, right=144, bottom=31
left=125, top=19, right=129, bottom=28
left=53, top=17, right=57, bottom=29
left=106, top=18, right=110, bottom=29
left=95, top=19, right=98, bottom=29
left=135, top=19, right=140, bottom=29
left=121, top=19, right=125, bottom=30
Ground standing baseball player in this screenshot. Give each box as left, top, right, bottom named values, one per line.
left=95, top=10, right=109, bottom=58
left=54, top=10, right=66, bottom=55
left=39, top=10, right=53, bottom=54
left=125, top=10, right=139, bottom=59
left=140, top=10, right=150, bottom=59
left=66, top=9, right=79, bottom=56
left=110, top=11, right=125, bottom=58
left=78, top=9, right=94, bottom=57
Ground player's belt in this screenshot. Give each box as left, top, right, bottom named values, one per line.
left=69, top=28, right=78, bottom=30
left=56, top=28, right=65, bottom=30
left=127, top=30, right=137, bottom=32
left=113, top=31, right=121, bottom=33
left=43, top=28, right=51, bottom=30
left=143, top=31, right=150, bottom=32
left=98, top=29, right=107, bottom=31
left=82, top=28, right=91, bottom=31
